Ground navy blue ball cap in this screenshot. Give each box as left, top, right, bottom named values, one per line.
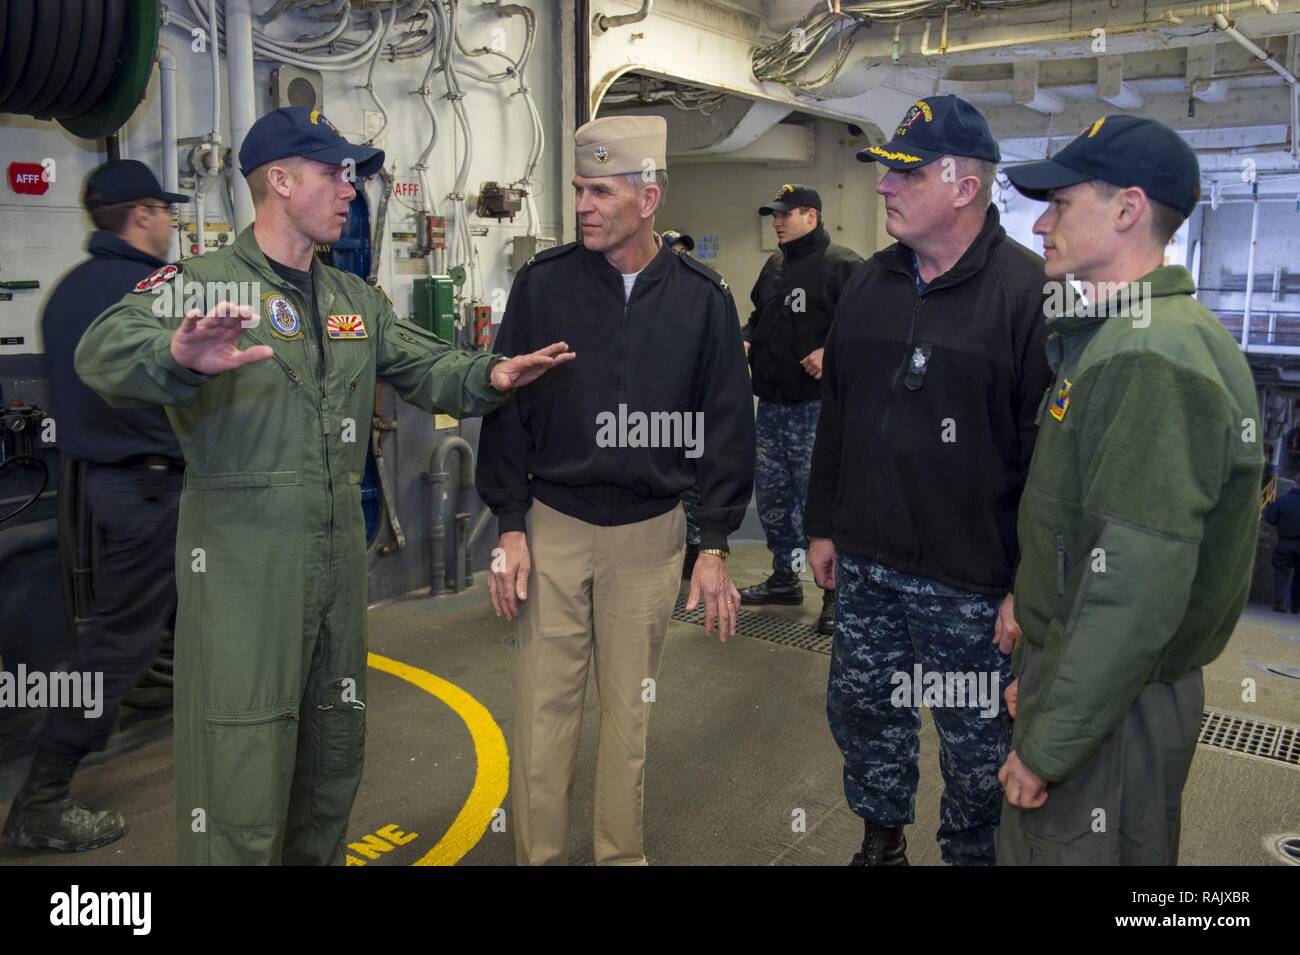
left=1003, top=115, right=1201, bottom=217
left=84, top=159, right=188, bottom=209
left=239, top=107, right=385, bottom=178
left=759, top=183, right=822, bottom=215
left=662, top=229, right=695, bottom=251
left=857, top=95, right=999, bottom=168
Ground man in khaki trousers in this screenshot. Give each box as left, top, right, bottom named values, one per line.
left=476, top=115, right=756, bottom=865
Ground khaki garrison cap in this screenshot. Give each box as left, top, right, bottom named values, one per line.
left=574, top=115, right=667, bottom=178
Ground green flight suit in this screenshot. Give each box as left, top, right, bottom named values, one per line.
left=75, top=226, right=505, bottom=865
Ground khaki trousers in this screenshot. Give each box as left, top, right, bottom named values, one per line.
left=512, top=499, right=685, bottom=865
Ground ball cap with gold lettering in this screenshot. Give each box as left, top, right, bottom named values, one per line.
left=1003, top=115, right=1201, bottom=217
left=856, top=95, right=999, bottom=169
left=574, top=115, right=667, bottom=178
left=758, top=183, right=821, bottom=215
left=239, top=106, right=385, bottom=178
left=662, top=229, right=695, bottom=251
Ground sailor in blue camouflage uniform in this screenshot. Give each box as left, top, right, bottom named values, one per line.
left=806, top=97, right=1051, bottom=866
left=739, top=185, right=863, bottom=634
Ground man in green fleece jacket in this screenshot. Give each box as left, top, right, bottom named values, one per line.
left=994, top=116, right=1264, bottom=865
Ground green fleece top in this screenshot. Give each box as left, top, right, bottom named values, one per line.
left=1011, top=265, right=1263, bottom=782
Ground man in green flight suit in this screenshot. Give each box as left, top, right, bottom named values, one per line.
left=993, top=116, right=1263, bottom=865
left=75, top=107, right=572, bottom=865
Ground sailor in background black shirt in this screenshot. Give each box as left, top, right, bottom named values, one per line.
left=738, top=183, right=863, bottom=636
left=4, top=161, right=188, bottom=854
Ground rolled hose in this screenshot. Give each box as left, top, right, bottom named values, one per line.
left=0, top=0, right=156, bottom=140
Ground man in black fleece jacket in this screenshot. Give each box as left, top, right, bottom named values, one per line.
left=739, top=184, right=862, bottom=636
left=806, top=96, right=1052, bottom=866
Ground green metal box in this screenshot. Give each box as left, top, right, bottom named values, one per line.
left=412, top=275, right=457, bottom=343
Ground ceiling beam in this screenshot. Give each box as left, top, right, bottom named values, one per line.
left=1097, top=56, right=1144, bottom=109
left=985, top=85, right=1294, bottom=138
left=1186, top=45, right=1230, bottom=102
left=1013, top=61, right=1066, bottom=114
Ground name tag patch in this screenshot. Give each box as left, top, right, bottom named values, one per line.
left=327, top=314, right=368, bottom=339
left=1050, top=378, right=1072, bottom=421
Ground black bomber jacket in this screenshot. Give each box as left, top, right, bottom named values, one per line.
left=476, top=238, right=756, bottom=550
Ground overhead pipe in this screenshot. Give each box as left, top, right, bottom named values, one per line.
left=158, top=46, right=180, bottom=262
left=1241, top=186, right=1261, bottom=349
left=412, top=1, right=444, bottom=272
left=1212, top=12, right=1299, bottom=161
left=595, top=0, right=652, bottom=34
left=225, top=0, right=258, bottom=231
left=194, top=0, right=224, bottom=256
left=911, top=1, right=1281, bottom=58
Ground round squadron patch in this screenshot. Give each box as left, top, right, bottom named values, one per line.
left=262, top=291, right=302, bottom=340
left=133, top=263, right=181, bottom=293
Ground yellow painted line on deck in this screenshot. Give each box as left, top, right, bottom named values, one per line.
left=367, top=652, right=509, bottom=866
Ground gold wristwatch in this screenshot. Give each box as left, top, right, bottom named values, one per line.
left=698, top=547, right=729, bottom=560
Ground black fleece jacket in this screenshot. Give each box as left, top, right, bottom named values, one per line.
left=743, top=223, right=864, bottom=403
left=42, top=231, right=181, bottom=464
left=804, top=206, right=1052, bottom=595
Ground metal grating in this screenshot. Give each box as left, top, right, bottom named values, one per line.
left=669, top=606, right=1300, bottom=764
left=1198, top=709, right=1300, bottom=767
left=672, top=596, right=831, bottom=654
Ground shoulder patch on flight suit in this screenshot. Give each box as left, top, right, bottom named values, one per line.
left=679, top=252, right=729, bottom=292
left=133, top=263, right=182, bottom=293
left=522, top=241, right=580, bottom=270
left=262, top=290, right=302, bottom=340
left=327, top=314, right=368, bottom=339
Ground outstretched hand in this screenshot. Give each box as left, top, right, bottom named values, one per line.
left=171, top=301, right=273, bottom=374
left=491, top=341, right=576, bottom=392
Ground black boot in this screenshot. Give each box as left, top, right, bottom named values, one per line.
left=817, top=589, right=836, bottom=634
left=1273, top=569, right=1291, bottom=612
left=849, top=821, right=909, bottom=866
left=682, top=545, right=699, bottom=580
left=738, top=571, right=803, bottom=606
left=2, top=750, right=126, bottom=852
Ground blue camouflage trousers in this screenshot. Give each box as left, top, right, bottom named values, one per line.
left=755, top=398, right=821, bottom=576
left=827, top=554, right=1013, bottom=866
